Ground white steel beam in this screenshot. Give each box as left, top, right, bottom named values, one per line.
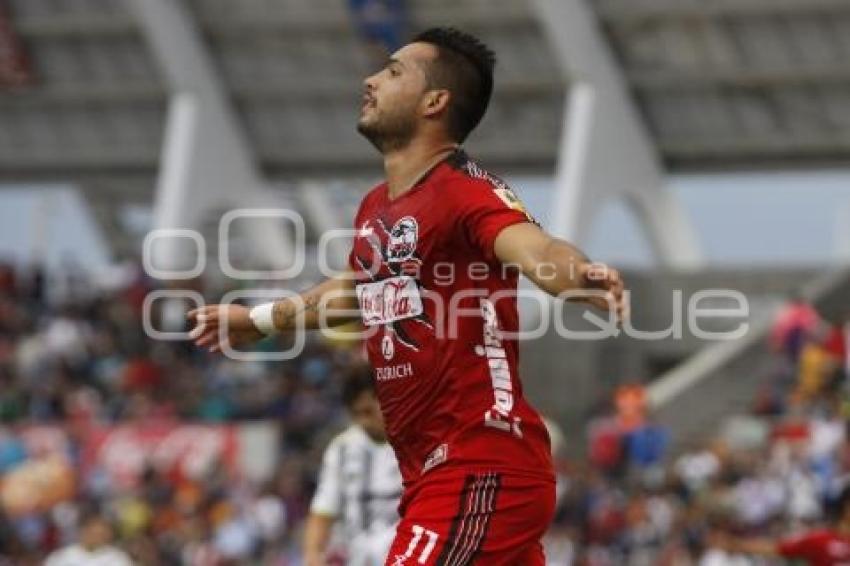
left=126, top=0, right=292, bottom=275
left=532, top=0, right=703, bottom=269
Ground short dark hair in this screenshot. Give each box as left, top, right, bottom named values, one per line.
left=341, top=364, right=376, bottom=408
left=412, top=27, right=496, bottom=143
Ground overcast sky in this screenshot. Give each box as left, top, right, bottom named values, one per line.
left=514, top=169, right=850, bottom=268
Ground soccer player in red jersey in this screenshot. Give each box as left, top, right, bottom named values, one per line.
left=722, top=487, right=850, bottom=565
left=189, top=27, right=626, bottom=565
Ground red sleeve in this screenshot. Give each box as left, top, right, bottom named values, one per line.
left=451, top=177, right=536, bottom=264
left=778, top=531, right=822, bottom=559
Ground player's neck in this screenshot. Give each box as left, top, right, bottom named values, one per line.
left=383, top=138, right=457, bottom=200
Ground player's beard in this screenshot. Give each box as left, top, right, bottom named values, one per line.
left=357, top=104, right=417, bottom=154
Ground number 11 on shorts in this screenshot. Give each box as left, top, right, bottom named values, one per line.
left=404, top=524, right=439, bottom=564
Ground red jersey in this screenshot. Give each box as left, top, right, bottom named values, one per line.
left=348, top=149, right=554, bottom=486
left=779, top=529, right=850, bottom=565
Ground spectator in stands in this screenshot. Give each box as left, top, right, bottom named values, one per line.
left=770, top=293, right=820, bottom=364
left=796, top=337, right=835, bottom=404
left=624, top=417, right=669, bottom=476
left=614, top=383, right=647, bottom=433
left=44, top=509, right=132, bottom=566
left=587, top=413, right=626, bottom=479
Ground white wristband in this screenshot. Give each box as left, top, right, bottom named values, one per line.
left=249, top=302, right=279, bottom=336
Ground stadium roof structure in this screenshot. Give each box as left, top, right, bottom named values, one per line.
left=3, top=0, right=850, bottom=182
left=1, top=0, right=849, bottom=264
left=0, top=0, right=559, bottom=187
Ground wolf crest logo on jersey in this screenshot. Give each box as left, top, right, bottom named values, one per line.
left=387, top=216, right=418, bottom=262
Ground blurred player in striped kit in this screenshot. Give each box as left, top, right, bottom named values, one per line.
left=304, top=368, right=403, bottom=566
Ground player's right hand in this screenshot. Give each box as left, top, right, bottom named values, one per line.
left=187, top=304, right=265, bottom=353
left=577, top=262, right=628, bottom=324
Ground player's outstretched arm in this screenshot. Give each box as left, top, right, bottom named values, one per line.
left=303, top=513, right=335, bottom=566
left=187, top=274, right=360, bottom=353
left=714, top=532, right=779, bottom=557
left=493, top=222, right=627, bottom=322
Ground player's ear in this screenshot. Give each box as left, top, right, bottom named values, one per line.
left=422, top=89, right=450, bottom=118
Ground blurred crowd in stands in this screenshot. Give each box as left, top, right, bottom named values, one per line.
left=0, top=257, right=848, bottom=565
left=0, top=261, right=361, bottom=564
left=543, top=294, right=850, bottom=565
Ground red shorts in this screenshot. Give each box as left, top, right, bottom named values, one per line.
left=384, top=469, right=556, bottom=566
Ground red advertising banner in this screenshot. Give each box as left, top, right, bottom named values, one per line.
left=0, top=422, right=277, bottom=516
left=81, top=422, right=239, bottom=488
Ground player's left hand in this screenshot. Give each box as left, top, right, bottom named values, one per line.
left=187, top=304, right=265, bottom=353
left=576, top=262, right=628, bottom=324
